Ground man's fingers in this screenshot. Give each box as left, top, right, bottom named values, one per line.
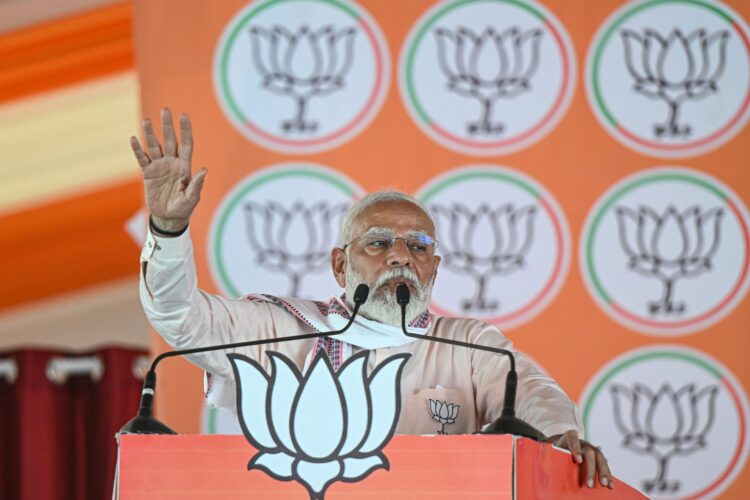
left=178, top=113, right=193, bottom=161
left=596, top=450, right=614, bottom=489
left=185, top=168, right=208, bottom=201
left=130, top=136, right=151, bottom=168
left=584, top=447, right=596, bottom=488
left=143, top=118, right=163, bottom=159
left=161, top=108, right=178, bottom=157
left=566, top=432, right=583, bottom=464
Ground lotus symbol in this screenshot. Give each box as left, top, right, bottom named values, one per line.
left=244, top=201, right=349, bottom=297
left=615, top=204, right=723, bottom=315
left=434, top=26, right=543, bottom=135
left=229, top=350, right=410, bottom=500
left=610, top=383, right=719, bottom=494
left=249, top=24, right=357, bottom=133
left=432, top=203, right=537, bottom=311
left=620, top=28, right=730, bottom=138
left=428, top=399, right=460, bottom=435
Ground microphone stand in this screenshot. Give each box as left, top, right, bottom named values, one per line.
left=396, top=284, right=546, bottom=441
left=119, top=284, right=370, bottom=434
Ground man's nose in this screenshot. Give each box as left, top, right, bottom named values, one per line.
left=387, top=238, right=412, bottom=267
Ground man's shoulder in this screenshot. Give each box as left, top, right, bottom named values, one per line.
left=431, top=314, right=505, bottom=341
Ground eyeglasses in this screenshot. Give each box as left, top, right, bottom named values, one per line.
left=343, top=232, right=439, bottom=256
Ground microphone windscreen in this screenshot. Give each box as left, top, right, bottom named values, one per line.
left=353, top=284, right=370, bottom=304
left=396, top=283, right=410, bottom=305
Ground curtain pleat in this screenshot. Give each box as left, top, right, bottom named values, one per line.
left=0, top=362, right=20, bottom=500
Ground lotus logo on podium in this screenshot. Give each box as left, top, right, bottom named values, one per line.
left=229, top=350, right=410, bottom=500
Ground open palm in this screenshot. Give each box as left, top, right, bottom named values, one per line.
left=130, top=108, right=207, bottom=232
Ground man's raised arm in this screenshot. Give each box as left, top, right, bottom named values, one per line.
left=131, top=108, right=274, bottom=378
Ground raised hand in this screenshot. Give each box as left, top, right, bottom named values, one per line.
left=130, top=108, right=207, bottom=233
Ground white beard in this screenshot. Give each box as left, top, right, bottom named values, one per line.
left=344, top=265, right=433, bottom=326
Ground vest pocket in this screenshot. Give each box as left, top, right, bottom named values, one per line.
left=403, top=387, right=469, bottom=435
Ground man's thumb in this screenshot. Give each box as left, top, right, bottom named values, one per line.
left=186, top=168, right=208, bottom=200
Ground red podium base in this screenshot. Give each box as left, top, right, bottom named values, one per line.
left=115, top=434, right=645, bottom=499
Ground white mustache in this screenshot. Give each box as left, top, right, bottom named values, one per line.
left=345, top=264, right=432, bottom=326
left=372, top=268, right=422, bottom=298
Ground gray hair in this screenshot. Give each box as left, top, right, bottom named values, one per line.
left=338, top=191, right=435, bottom=247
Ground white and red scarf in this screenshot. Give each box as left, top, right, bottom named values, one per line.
left=251, top=293, right=431, bottom=371
left=204, top=294, right=431, bottom=409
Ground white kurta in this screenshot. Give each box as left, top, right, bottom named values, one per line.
left=139, top=229, right=584, bottom=437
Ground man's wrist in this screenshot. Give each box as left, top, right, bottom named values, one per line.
left=150, top=215, right=189, bottom=237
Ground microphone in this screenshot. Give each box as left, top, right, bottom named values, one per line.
left=396, top=284, right=546, bottom=441
left=120, top=284, right=370, bottom=434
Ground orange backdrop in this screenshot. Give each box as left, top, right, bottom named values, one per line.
left=131, top=1, right=750, bottom=497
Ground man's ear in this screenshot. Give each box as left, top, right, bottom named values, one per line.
left=432, top=254, right=441, bottom=281
left=331, top=247, right=347, bottom=287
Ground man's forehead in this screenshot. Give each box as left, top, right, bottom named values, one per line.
left=353, top=200, right=435, bottom=234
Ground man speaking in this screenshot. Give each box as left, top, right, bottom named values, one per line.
left=131, top=108, right=614, bottom=490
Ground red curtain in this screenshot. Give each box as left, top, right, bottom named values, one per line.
left=0, top=347, right=146, bottom=500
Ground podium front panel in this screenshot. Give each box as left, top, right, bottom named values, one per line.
left=117, top=434, right=514, bottom=499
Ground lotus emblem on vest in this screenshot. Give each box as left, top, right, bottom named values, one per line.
left=229, top=350, right=410, bottom=500
left=428, top=398, right=460, bottom=434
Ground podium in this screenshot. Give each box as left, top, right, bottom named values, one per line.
left=115, top=434, right=646, bottom=499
